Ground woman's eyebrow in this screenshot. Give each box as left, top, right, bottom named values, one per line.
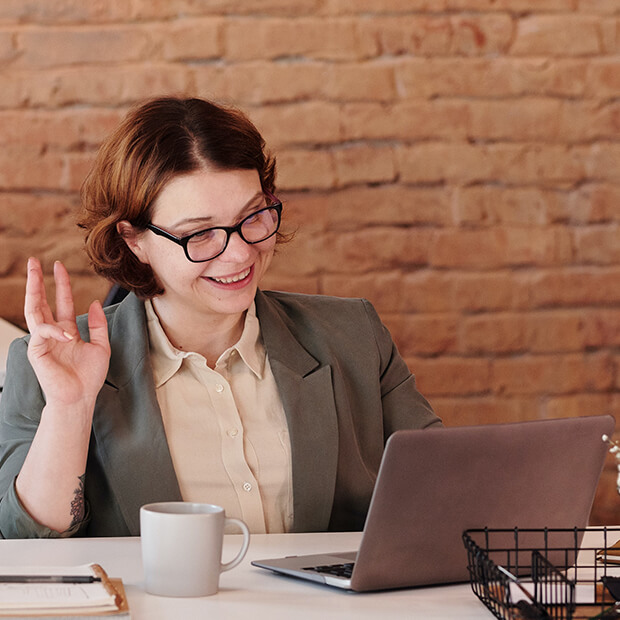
left=167, top=191, right=266, bottom=229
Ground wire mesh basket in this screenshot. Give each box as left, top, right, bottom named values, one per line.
left=463, top=527, right=620, bottom=620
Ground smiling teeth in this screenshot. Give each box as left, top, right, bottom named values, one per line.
left=212, top=268, right=251, bottom=284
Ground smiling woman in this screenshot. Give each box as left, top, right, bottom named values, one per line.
left=0, top=96, right=440, bottom=539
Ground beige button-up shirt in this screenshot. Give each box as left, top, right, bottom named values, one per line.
left=145, top=300, right=293, bottom=534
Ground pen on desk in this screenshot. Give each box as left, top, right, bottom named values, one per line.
left=0, top=575, right=102, bottom=584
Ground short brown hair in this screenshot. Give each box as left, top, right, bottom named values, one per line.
left=78, top=96, right=278, bottom=298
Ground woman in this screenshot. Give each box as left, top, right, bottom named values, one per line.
left=0, top=97, right=440, bottom=538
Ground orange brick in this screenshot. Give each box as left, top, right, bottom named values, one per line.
left=130, top=0, right=322, bottom=19
left=357, top=16, right=452, bottom=56
left=250, top=102, right=340, bottom=148
left=15, top=65, right=188, bottom=107
left=156, top=18, right=224, bottom=61
left=391, top=314, right=459, bottom=356
left=0, top=277, right=28, bottom=327
left=555, top=101, right=620, bottom=143
left=326, top=185, right=452, bottom=228
left=0, top=194, right=76, bottom=235
left=261, top=273, right=319, bottom=295
left=409, top=357, right=492, bottom=396
left=321, top=271, right=405, bottom=314
left=217, top=61, right=325, bottom=105
left=328, top=228, right=432, bottom=273
left=340, top=100, right=470, bottom=141
left=544, top=393, right=615, bottom=421
left=224, top=17, right=374, bottom=61
left=323, top=0, right=446, bottom=14
left=453, top=272, right=530, bottom=312
left=467, top=98, right=562, bottom=141
left=333, top=144, right=396, bottom=187
left=0, top=31, right=15, bottom=61
left=323, top=62, right=396, bottom=102
left=16, top=26, right=152, bottom=68
left=399, top=271, right=456, bottom=313
left=456, top=186, right=557, bottom=226
left=586, top=58, right=620, bottom=97
left=278, top=192, right=330, bottom=235
left=583, top=310, right=620, bottom=348
left=0, top=109, right=124, bottom=146
left=573, top=225, right=620, bottom=265
left=64, top=152, right=97, bottom=192
left=461, top=313, right=527, bottom=354
left=395, top=57, right=588, bottom=98
left=558, top=183, right=620, bottom=224
left=447, top=0, right=573, bottom=9
left=511, top=15, right=605, bottom=56
left=577, top=0, right=620, bottom=14
left=0, top=145, right=64, bottom=191
left=527, top=267, right=620, bottom=308
left=491, top=353, right=614, bottom=395
left=582, top=143, right=620, bottom=182
left=450, top=14, right=513, bottom=56
left=0, top=0, right=129, bottom=23
left=276, top=148, right=336, bottom=191
left=525, top=310, right=589, bottom=353
left=399, top=143, right=588, bottom=185
left=430, top=396, right=536, bottom=427
left=267, top=232, right=327, bottom=277
left=429, top=227, right=570, bottom=270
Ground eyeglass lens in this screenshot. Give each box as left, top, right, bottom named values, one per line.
left=186, top=206, right=280, bottom=261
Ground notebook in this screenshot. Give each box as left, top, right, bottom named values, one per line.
left=252, top=415, right=615, bottom=592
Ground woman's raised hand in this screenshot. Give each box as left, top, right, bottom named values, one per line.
left=24, top=257, right=111, bottom=408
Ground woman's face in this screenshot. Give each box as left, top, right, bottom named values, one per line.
left=126, top=167, right=276, bottom=323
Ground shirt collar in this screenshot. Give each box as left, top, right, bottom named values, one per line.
left=145, top=299, right=265, bottom=388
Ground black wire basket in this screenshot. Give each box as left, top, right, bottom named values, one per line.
left=463, top=527, right=620, bottom=620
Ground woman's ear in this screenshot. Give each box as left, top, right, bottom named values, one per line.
left=117, top=221, right=149, bottom=264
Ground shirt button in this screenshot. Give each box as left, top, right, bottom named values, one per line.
left=215, top=384, right=224, bottom=393
left=243, top=482, right=252, bottom=492
left=228, top=428, right=238, bottom=437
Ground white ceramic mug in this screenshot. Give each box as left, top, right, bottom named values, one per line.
left=140, top=502, right=250, bottom=597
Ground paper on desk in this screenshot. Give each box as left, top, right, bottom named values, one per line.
left=0, top=564, right=118, bottom=613
left=596, top=537, right=620, bottom=564
left=509, top=581, right=595, bottom=605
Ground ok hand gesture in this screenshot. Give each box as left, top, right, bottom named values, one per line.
left=24, top=257, right=111, bottom=409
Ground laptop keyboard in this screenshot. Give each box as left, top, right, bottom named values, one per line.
left=303, top=562, right=355, bottom=579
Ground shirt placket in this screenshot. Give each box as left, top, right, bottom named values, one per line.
left=206, top=366, right=267, bottom=534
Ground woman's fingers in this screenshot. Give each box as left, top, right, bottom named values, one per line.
left=53, top=261, right=76, bottom=325
left=27, top=324, right=74, bottom=361
left=24, top=257, right=54, bottom=332
left=86, top=300, right=110, bottom=352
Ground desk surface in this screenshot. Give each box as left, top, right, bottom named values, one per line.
left=0, top=532, right=491, bottom=619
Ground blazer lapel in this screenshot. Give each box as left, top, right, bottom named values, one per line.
left=89, top=295, right=181, bottom=535
left=256, top=291, right=339, bottom=532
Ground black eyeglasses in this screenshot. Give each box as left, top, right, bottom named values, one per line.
left=146, top=200, right=282, bottom=263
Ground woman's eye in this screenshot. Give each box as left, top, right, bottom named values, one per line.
left=190, top=229, right=216, bottom=241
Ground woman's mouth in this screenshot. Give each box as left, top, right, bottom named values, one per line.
left=207, top=266, right=252, bottom=285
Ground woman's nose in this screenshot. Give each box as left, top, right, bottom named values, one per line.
left=219, top=230, right=253, bottom=262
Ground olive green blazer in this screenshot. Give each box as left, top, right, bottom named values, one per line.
left=0, top=290, right=440, bottom=538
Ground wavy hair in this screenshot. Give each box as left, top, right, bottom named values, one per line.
left=78, top=96, right=279, bottom=298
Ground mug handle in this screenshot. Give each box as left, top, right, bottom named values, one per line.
left=221, top=517, right=251, bottom=572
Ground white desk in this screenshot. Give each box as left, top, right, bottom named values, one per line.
left=0, top=532, right=491, bottom=619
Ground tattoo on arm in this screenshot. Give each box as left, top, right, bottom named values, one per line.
left=69, top=474, right=86, bottom=527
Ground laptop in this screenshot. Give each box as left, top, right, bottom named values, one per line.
left=252, top=415, right=615, bottom=592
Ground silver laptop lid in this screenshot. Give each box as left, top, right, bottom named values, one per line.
left=350, top=415, right=615, bottom=591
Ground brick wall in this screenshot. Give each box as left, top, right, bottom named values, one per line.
left=0, top=1, right=619, bottom=523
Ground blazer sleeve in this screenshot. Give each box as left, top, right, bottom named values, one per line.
left=0, top=337, right=89, bottom=538
left=361, top=299, right=441, bottom=436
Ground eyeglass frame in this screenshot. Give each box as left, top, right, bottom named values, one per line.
left=144, top=196, right=283, bottom=263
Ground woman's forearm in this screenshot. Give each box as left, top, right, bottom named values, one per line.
left=15, top=400, right=95, bottom=533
